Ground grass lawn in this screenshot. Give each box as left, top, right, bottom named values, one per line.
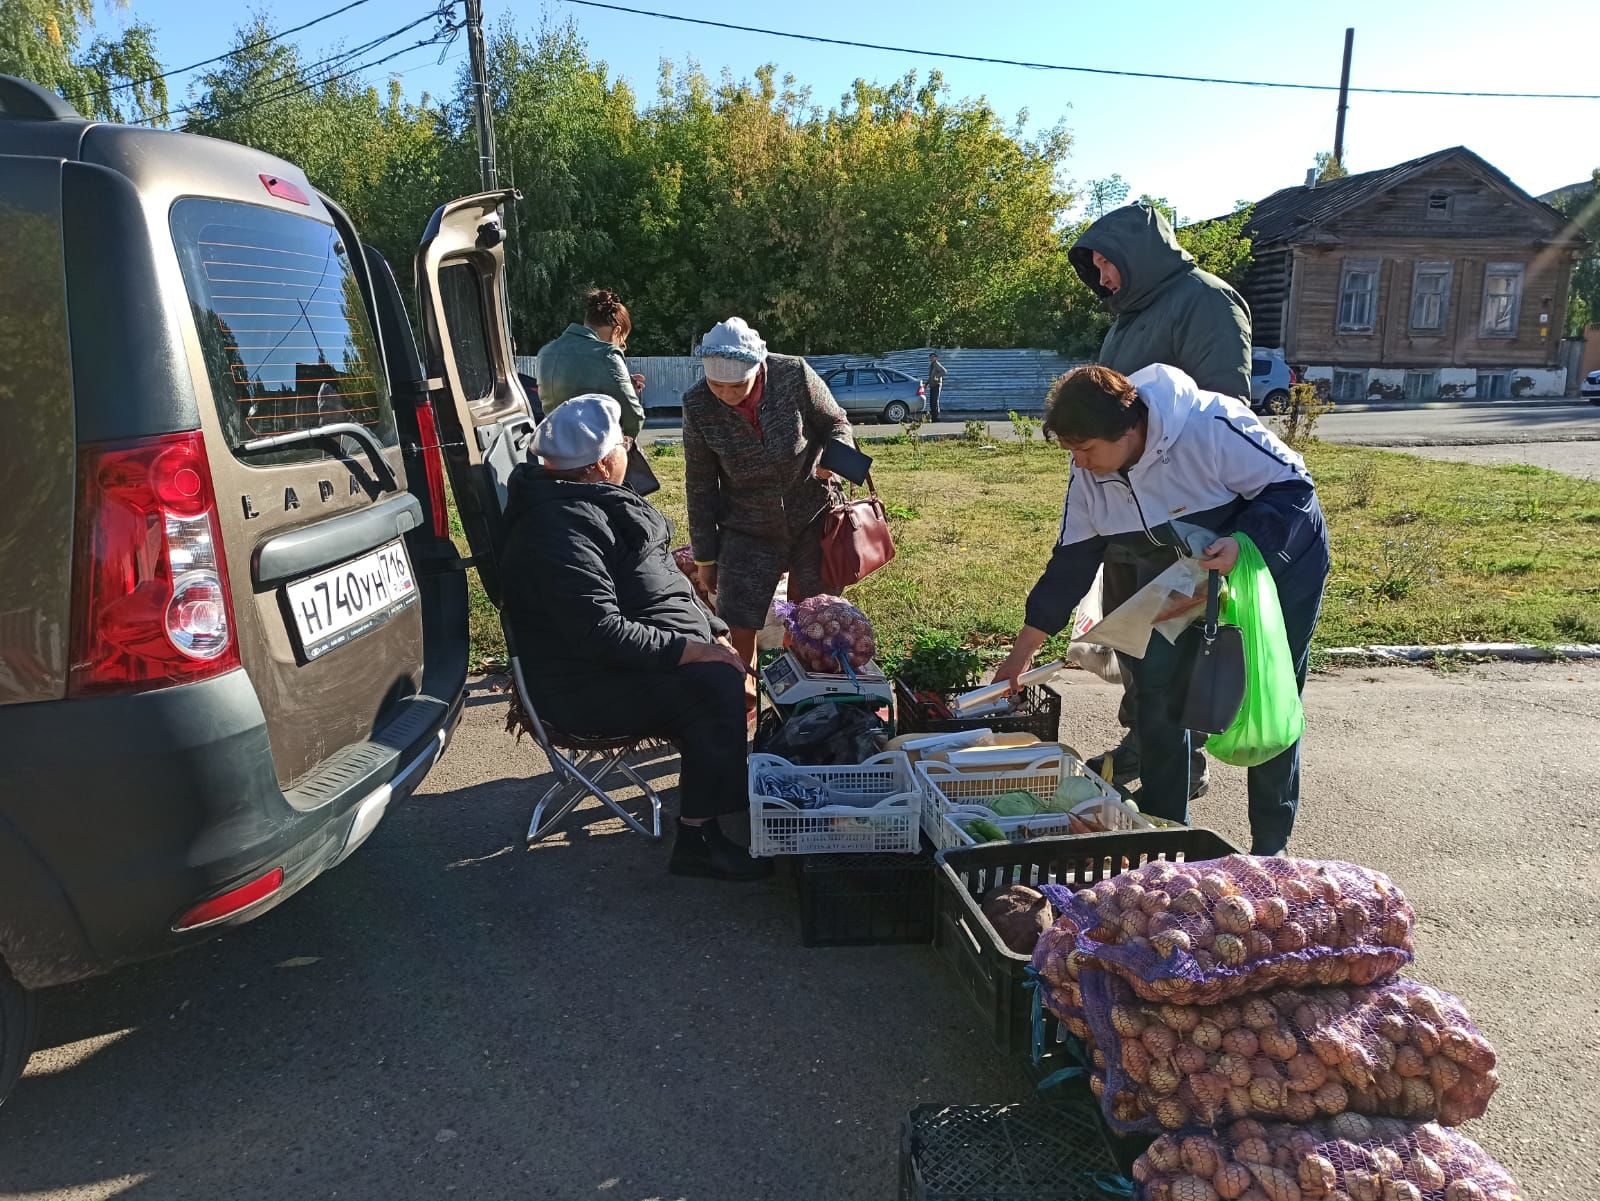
left=464, top=437, right=1600, bottom=668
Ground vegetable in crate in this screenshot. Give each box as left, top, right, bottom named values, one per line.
left=980, top=884, right=1056, bottom=955
left=1130, top=1117, right=1524, bottom=1201
left=1043, top=854, right=1415, bottom=1005
left=888, top=628, right=983, bottom=695
left=962, top=817, right=1007, bottom=845
left=989, top=790, right=1045, bottom=817
left=775, top=595, right=876, bottom=672
left=1079, top=969, right=1498, bottom=1134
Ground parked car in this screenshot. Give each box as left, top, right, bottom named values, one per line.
left=0, top=75, right=539, bottom=1106
left=1583, top=369, right=1600, bottom=403
left=1250, top=350, right=1295, bottom=413
left=819, top=362, right=927, bottom=423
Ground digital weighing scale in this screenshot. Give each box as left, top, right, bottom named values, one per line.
left=759, top=650, right=894, bottom=710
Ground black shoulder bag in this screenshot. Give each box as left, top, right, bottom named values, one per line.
left=1179, top=569, right=1246, bottom=735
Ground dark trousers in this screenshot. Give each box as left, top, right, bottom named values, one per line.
left=533, top=662, right=748, bottom=821
left=927, top=379, right=942, bottom=421
left=1128, top=559, right=1327, bottom=854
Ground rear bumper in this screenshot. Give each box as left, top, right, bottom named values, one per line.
left=0, top=667, right=463, bottom=989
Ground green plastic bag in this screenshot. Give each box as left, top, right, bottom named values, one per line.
left=1205, top=533, right=1305, bottom=767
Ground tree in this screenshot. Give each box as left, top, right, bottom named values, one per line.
left=1552, top=170, right=1599, bottom=335
left=1314, top=150, right=1348, bottom=183
left=0, top=0, right=167, bottom=121
left=1084, top=174, right=1130, bottom=220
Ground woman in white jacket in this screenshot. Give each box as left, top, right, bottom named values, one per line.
left=995, top=364, right=1330, bottom=853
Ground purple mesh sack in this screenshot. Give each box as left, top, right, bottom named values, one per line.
left=1130, top=1117, right=1524, bottom=1201
left=774, top=595, right=876, bottom=672
left=1031, top=917, right=1093, bottom=1042
left=1079, top=969, right=1499, bottom=1136
left=1041, top=854, right=1415, bottom=1005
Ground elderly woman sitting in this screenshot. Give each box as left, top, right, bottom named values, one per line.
left=499, top=395, right=771, bottom=881
left=681, top=318, right=856, bottom=702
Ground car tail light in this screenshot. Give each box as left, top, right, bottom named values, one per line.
left=69, top=431, right=240, bottom=696
left=173, top=866, right=284, bottom=931
left=415, top=397, right=451, bottom=540
left=918, top=382, right=926, bottom=398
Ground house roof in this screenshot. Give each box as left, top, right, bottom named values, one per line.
left=1243, top=146, right=1581, bottom=247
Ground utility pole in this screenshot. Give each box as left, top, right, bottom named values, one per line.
left=465, top=0, right=498, bottom=191
left=1333, top=27, right=1354, bottom=168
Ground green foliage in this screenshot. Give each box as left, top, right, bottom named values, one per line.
left=1315, top=151, right=1349, bottom=183
left=1007, top=410, right=1040, bottom=448
left=0, top=0, right=167, bottom=121
left=1276, top=382, right=1333, bottom=447
left=1552, top=169, right=1599, bottom=335
left=883, top=627, right=983, bottom=695
left=962, top=419, right=989, bottom=443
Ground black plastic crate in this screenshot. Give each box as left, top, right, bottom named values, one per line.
left=894, top=679, right=1062, bottom=742
left=932, top=828, right=1243, bottom=1059
left=898, top=1100, right=1123, bottom=1201
left=797, top=851, right=934, bottom=947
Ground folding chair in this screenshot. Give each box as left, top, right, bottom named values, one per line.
left=502, top=623, right=668, bottom=846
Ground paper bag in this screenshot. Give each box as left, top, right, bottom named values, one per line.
left=1072, top=558, right=1208, bottom=659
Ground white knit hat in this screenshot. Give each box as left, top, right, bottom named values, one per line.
left=530, top=394, right=624, bottom=470
left=696, top=316, right=767, bottom=382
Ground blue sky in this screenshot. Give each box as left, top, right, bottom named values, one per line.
left=100, top=0, right=1598, bottom=219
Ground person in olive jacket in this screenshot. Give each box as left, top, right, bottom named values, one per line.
left=534, top=289, right=646, bottom=437
left=1067, top=202, right=1253, bottom=797
left=681, top=317, right=856, bottom=696
left=500, top=395, right=770, bottom=882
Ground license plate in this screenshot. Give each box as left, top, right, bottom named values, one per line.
left=284, top=541, right=417, bottom=661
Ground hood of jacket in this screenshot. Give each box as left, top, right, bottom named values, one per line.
left=1070, top=203, right=1195, bottom=316
left=1084, top=363, right=1202, bottom=484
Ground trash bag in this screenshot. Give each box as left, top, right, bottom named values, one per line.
left=1206, top=532, right=1306, bottom=768
left=754, top=701, right=887, bottom=765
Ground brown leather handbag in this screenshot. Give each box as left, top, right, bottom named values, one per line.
left=819, top=473, right=896, bottom=591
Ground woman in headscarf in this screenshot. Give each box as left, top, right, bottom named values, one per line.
left=681, top=318, right=856, bottom=697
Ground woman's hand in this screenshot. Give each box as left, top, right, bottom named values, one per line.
left=630, top=373, right=646, bottom=392
left=696, top=562, right=718, bottom=596
left=1199, top=536, right=1241, bottom=574
left=994, top=626, right=1049, bottom=692
left=813, top=466, right=836, bottom=481
left=679, top=639, right=749, bottom=674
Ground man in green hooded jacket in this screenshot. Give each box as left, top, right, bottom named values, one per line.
left=1066, top=202, right=1252, bottom=794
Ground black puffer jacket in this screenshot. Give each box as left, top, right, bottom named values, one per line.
left=501, top=465, right=726, bottom=682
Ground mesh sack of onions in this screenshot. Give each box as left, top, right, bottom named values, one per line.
left=1130, top=1116, right=1524, bottom=1201
left=1079, top=969, right=1497, bottom=1135
left=1040, top=855, right=1415, bottom=1005
left=775, top=595, right=876, bottom=672
left=1032, top=917, right=1094, bottom=1042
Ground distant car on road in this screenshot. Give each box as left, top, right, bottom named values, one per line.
left=820, top=363, right=927, bottom=423
left=1250, top=351, right=1295, bottom=413
left=1583, top=369, right=1600, bottom=404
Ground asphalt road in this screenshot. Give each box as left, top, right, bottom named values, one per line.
left=1394, top=440, right=1600, bottom=481
left=3, top=664, right=1597, bottom=1201
left=640, top=400, right=1600, bottom=449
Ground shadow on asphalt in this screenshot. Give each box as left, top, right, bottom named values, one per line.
left=0, top=729, right=1021, bottom=1200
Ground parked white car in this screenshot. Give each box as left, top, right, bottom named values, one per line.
left=1249, top=350, right=1295, bottom=413
left=1583, top=369, right=1600, bottom=403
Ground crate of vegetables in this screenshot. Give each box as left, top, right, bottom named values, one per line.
left=887, top=629, right=1063, bottom=742
left=749, top=751, right=922, bottom=857
left=932, top=829, right=1242, bottom=1059
left=917, top=749, right=1124, bottom=850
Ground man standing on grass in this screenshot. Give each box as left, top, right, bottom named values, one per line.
left=1066, top=201, right=1252, bottom=799
left=927, top=351, right=947, bottom=422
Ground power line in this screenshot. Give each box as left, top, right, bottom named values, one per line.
left=148, top=6, right=459, bottom=130
left=66, top=0, right=393, bottom=103
left=560, top=0, right=1600, bottom=102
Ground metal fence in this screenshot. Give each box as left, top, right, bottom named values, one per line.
left=517, top=347, right=1086, bottom=414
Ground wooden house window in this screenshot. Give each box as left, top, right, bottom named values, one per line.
left=1332, top=369, right=1367, bottom=400
left=1480, top=263, right=1524, bottom=337
left=1410, top=262, right=1453, bottom=331
left=1427, top=191, right=1453, bottom=220
left=1337, top=259, right=1379, bottom=333
left=1477, top=371, right=1511, bottom=399
left=1403, top=370, right=1438, bottom=400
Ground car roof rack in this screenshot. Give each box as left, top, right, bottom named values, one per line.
left=0, top=75, right=82, bottom=122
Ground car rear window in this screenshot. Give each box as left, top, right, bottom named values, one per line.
left=171, top=198, right=396, bottom=463
left=438, top=262, right=496, bottom=403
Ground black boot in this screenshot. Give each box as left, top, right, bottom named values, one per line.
left=668, top=819, right=774, bottom=881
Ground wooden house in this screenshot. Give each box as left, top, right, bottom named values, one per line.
left=1240, top=147, right=1587, bottom=400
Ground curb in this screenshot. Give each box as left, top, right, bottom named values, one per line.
left=1318, top=642, right=1600, bottom=663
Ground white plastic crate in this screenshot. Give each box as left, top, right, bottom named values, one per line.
left=915, top=749, right=1124, bottom=849
left=940, top=795, right=1159, bottom=848
left=748, top=751, right=922, bottom=857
